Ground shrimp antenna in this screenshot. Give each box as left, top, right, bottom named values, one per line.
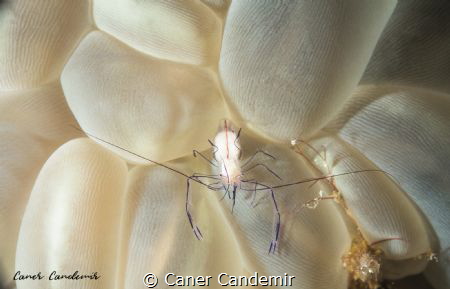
left=271, top=169, right=393, bottom=190
left=70, top=124, right=202, bottom=183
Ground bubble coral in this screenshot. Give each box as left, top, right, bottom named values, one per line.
left=0, top=1, right=449, bottom=289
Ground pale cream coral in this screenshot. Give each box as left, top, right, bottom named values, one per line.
left=15, top=138, right=128, bottom=289
left=93, top=0, right=225, bottom=65
left=61, top=30, right=227, bottom=163
left=0, top=1, right=449, bottom=289
left=0, top=82, right=82, bottom=282
left=0, top=0, right=91, bottom=89
left=219, top=0, right=396, bottom=140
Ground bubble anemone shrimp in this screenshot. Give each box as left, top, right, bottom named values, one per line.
left=73, top=119, right=392, bottom=256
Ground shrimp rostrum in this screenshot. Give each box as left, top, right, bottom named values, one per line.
left=188, top=119, right=282, bottom=254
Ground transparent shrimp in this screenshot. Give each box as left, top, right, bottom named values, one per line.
left=191, top=119, right=282, bottom=253
left=71, top=124, right=390, bottom=255
left=289, top=138, right=437, bottom=289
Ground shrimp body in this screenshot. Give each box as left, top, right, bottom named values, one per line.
left=74, top=124, right=394, bottom=255
left=213, top=119, right=242, bottom=186
left=212, top=119, right=280, bottom=253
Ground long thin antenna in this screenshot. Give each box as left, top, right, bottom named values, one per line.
left=271, top=169, right=391, bottom=189
left=70, top=125, right=205, bottom=185
left=70, top=125, right=393, bottom=192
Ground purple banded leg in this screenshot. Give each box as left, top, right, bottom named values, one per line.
left=241, top=149, right=276, bottom=168
left=190, top=175, right=224, bottom=191
left=268, top=188, right=281, bottom=254
left=193, top=150, right=218, bottom=167
left=234, top=128, right=242, bottom=159
left=208, top=139, right=219, bottom=161
left=243, top=163, right=282, bottom=181
left=231, top=185, right=238, bottom=214
left=205, top=181, right=221, bottom=190
left=219, top=185, right=229, bottom=201
left=242, top=180, right=281, bottom=254
left=185, top=178, right=203, bottom=240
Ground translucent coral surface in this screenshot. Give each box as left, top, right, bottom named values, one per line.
left=0, top=1, right=449, bottom=289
